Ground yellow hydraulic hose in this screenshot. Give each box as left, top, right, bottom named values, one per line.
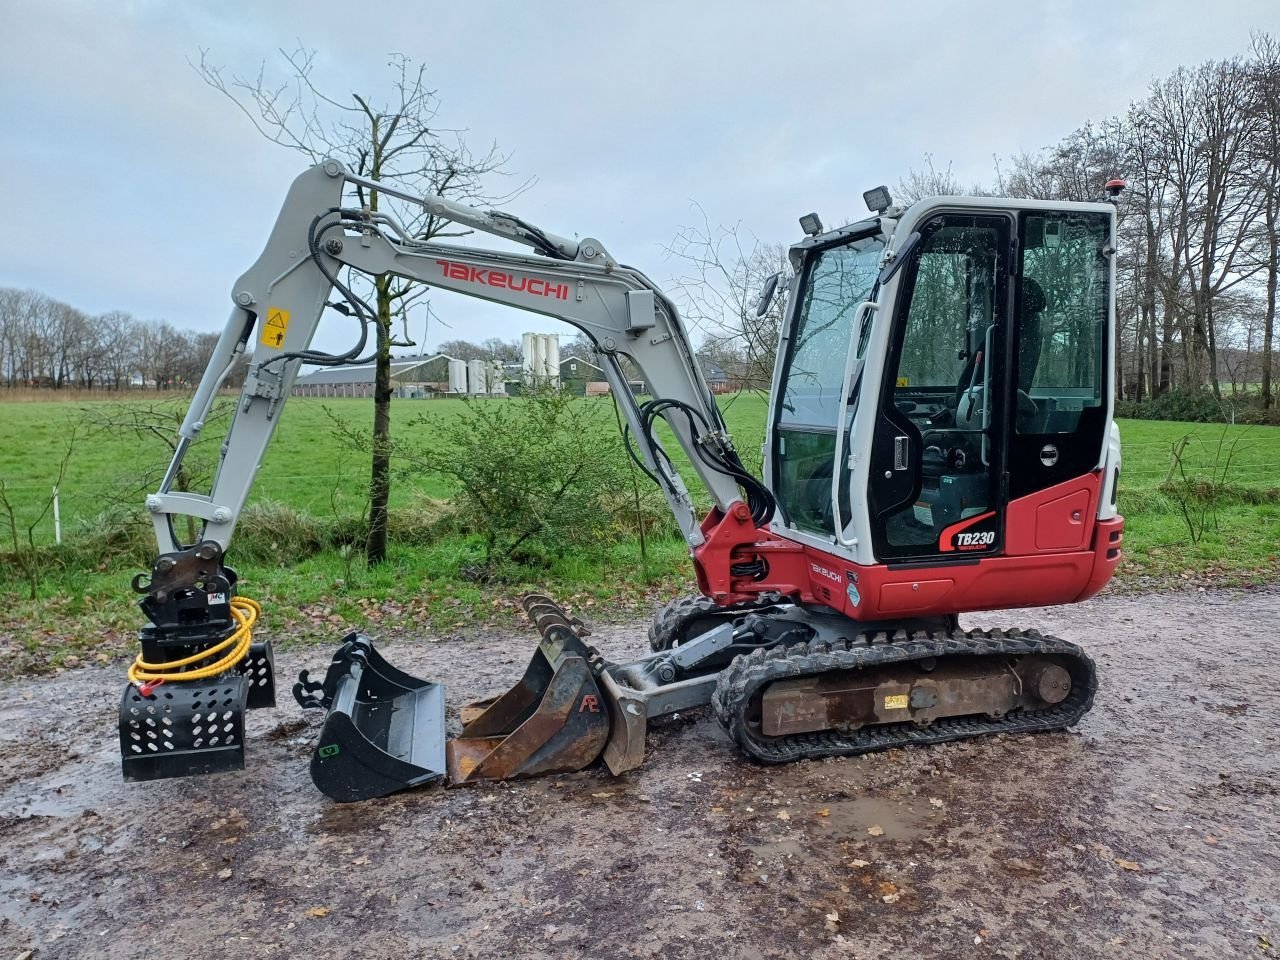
left=127, top=596, right=260, bottom=689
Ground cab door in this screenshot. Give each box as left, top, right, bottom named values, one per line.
left=1006, top=210, right=1112, bottom=551
left=868, top=213, right=1013, bottom=561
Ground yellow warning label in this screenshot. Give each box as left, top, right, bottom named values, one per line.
left=896, top=376, right=910, bottom=388
left=261, top=307, right=290, bottom=349
left=883, top=694, right=909, bottom=711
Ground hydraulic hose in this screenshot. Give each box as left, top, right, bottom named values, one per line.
left=127, top=596, right=260, bottom=690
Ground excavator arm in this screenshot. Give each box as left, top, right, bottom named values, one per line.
left=146, top=160, right=754, bottom=557
left=121, top=160, right=772, bottom=789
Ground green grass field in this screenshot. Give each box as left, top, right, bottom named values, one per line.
left=0, top=392, right=1277, bottom=676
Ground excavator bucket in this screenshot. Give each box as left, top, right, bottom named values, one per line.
left=293, top=634, right=446, bottom=803
left=446, top=595, right=611, bottom=783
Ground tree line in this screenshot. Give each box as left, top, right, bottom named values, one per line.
left=0, top=287, right=230, bottom=391
left=902, top=34, right=1280, bottom=409
left=11, top=37, right=1277, bottom=416
left=679, top=35, right=1280, bottom=413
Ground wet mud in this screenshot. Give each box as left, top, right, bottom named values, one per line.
left=1, top=587, right=1277, bottom=959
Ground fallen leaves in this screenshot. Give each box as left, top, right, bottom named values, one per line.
left=867, top=824, right=884, bottom=837
left=849, top=858, right=871, bottom=868
left=1114, top=859, right=1141, bottom=872
left=216, top=868, right=232, bottom=882
left=817, top=808, right=830, bottom=817
left=776, top=810, right=791, bottom=821
left=305, top=906, right=330, bottom=918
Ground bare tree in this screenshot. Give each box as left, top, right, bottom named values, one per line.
left=1142, top=59, right=1264, bottom=399
left=665, top=207, right=790, bottom=393
left=1245, top=32, right=1280, bottom=408
left=196, top=47, right=524, bottom=563
left=480, top=337, right=521, bottom=363
left=895, top=155, right=965, bottom=204
left=435, top=338, right=488, bottom=361
left=559, top=333, right=599, bottom=362
left=1001, top=50, right=1279, bottom=412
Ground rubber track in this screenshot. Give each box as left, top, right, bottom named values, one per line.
left=648, top=595, right=773, bottom=652
left=711, top=627, right=1097, bottom=764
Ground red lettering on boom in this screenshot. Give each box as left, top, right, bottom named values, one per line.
left=434, top=259, right=568, bottom=300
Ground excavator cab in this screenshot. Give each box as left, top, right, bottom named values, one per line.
left=768, top=199, right=1117, bottom=596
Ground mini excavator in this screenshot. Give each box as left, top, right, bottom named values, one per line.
left=119, top=161, right=1124, bottom=801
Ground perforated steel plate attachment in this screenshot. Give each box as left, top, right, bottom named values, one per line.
left=119, top=676, right=249, bottom=781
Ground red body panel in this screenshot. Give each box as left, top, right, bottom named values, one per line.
left=692, top=472, right=1124, bottom=619
left=1005, top=473, right=1100, bottom=554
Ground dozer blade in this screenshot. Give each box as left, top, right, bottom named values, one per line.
left=293, top=634, right=446, bottom=803
left=446, top=595, right=611, bottom=783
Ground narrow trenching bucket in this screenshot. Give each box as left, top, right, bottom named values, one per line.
left=294, top=634, right=446, bottom=803
left=445, top=595, right=611, bottom=784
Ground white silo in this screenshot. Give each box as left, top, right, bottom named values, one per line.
left=488, top=360, right=506, bottom=395
left=521, top=332, right=535, bottom=381
left=532, top=334, right=547, bottom=383
left=447, top=359, right=468, bottom=394
left=467, top=358, right=486, bottom=395
left=545, top=334, right=561, bottom=388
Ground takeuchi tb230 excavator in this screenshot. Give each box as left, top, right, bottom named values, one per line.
left=119, top=161, right=1125, bottom=801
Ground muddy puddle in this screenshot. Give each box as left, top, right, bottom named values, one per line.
left=1, top=586, right=1278, bottom=959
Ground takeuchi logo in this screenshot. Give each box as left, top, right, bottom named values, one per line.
left=810, top=562, right=842, bottom=584
left=435, top=260, right=570, bottom=300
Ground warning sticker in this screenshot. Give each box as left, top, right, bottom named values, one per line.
left=261, top=307, right=290, bottom=348
left=896, top=376, right=910, bottom=387
left=883, top=694, right=909, bottom=711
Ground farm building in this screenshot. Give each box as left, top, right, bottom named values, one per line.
left=556, top=355, right=647, bottom=396
left=559, top=356, right=608, bottom=396
left=292, top=355, right=460, bottom=398
left=701, top=361, right=729, bottom=392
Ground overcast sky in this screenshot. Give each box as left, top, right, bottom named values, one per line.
left=1, top=0, right=1276, bottom=354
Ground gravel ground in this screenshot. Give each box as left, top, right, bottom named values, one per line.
left=1, top=586, right=1277, bottom=959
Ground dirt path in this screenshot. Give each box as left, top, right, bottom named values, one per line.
left=1, top=587, right=1277, bottom=960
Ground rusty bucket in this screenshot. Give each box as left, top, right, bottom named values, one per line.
left=445, top=595, right=611, bottom=783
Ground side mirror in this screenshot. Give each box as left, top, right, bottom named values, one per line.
left=755, top=272, right=782, bottom=318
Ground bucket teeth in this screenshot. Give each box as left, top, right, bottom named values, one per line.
left=522, top=593, right=591, bottom=637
